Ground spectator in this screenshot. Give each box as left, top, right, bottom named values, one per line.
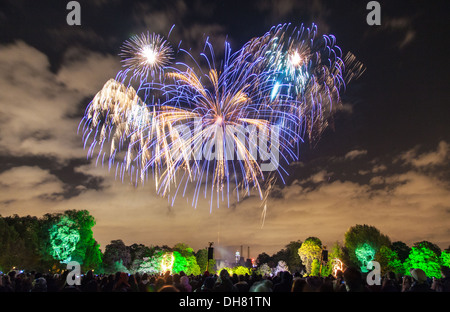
left=291, top=277, right=308, bottom=292
left=180, top=275, right=192, bottom=292
left=273, top=271, right=292, bottom=292
left=213, top=269, right=238, bottom=292
left=343, top=267, right=365, bottom=292
left=113, top=272, right=130, bottom=292
left=408, top=269, right=433, bottom=292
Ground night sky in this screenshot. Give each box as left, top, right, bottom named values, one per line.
left=0, top=0, right=449, bottom=260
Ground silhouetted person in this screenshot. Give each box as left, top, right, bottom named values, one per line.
left=343, top=267, right=365, bottom=292
left=408, top=269, right=433, bottom=292
left=273, top=271, right=292, bottom=292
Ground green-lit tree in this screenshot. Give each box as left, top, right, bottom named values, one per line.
left=440, top=250, right=450, bottom=268
left=413, top=241, right=441, bottom=257
left=172, top=243, right=201, bottom=275
left=298, top=237, right=322, bottom=275
left=375, top=245, right=404, bottom=275
left=355, top=243, right=376, bottom=273
left=403, top=245, right=441, bottom=278
left=48, top=216, right=80, bottom=264
left=195, top=248, right=216, bottom=274
left=63, top=210, right=102, bottom=271
left=344, top=224, right=391, bottom=270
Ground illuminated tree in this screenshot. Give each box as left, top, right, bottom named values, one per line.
left=196, top=248, right=216, bottom=274
left=298, top=237, right=322, bottom=275
left=233, top=265, right=251, bottom=276
left=103, top=240, right=131, bottom=273
left=403, top=246, right=441, bottom=278
left=344, top=224, right=391, bottom=268
left=257, top=263, right=272, bottom=276
left=63, top=210, right=102, bottom=270
left=49, top=216, right=80, bottom=263
left=441, top=250, right=450, bottom=268
left=355, top=243, right=376, bottom=273
left=137, top=250, right=163, bottom=274
left=274, top=260, right=290, bottom=275
left=172, top=243, right=201, bottom=275
left=375, top=245, right=404, bottom=275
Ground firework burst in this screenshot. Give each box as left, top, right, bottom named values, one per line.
left=79, top=23, right=363, bottom=211
left=119, top=32, right=174, bottom=80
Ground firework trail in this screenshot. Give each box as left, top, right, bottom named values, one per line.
left=79, top=23, right=363, bottom=213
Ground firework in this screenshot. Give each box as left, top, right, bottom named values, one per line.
left=119, top=32, right=174, bottom=80
left=79, top=23, right=363, bottom=211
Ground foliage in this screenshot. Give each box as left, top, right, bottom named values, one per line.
left=374, top=245, right=404, bottom=275
left=273, top=260, right=290, bottom=276
left=103, top=240, right=131, bottom=273
left=256, top=263, right=272, bottom=276
left=392, top=241, right=411, bottom=263
left=344, top=224, right=391, bottom=268
left=172, top=244, right=201, bottom=276
left=441, top=250, right=450, bottom=268
left=137, top=251, right=163, bottom=274
left=195, top=248, right=216, bottom=274
left=298, top=237, right=322, bottom=275
left=48, top=216, right=80, bottom=263
left=355, top=243, right=376, bottom=273
left=256, top=252, right=273, bottom=267
left=403, top=246, right=441, bottom=278
left=413, top=241, right=441, bottom=257
left=232, top=265, right=252, bottom=276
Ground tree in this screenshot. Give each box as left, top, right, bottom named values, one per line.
left=440, top=250, right=450, bottom=268
left=413, top=241, right=441, bottom=257
left=63, top=210, right=102, bottom=270
left=273, top=260, right=290, bottom=275
left=392, top=241, right=411, bottom=263
left=283, top=241, right=303, bottom=272
left=233, top=266, right=251, bottom=276
left=137, top=250, right=163, bottom=274
left=128, top=243, right=153, bottom=273
left=103, top=240, right=131, bottom=273
left=404, top=246, right=441, bottom=278
left=256, top=252, right=272, bottom=267
left=375, top=245, right=404, bottom=275
left=195, top=248, right=216, bottom=274
left=257, top=263, right=272, bottom=276
left=298, top=237, right=322, bottom=275
left=172, top=243, right=201, bottom=275
left=344, top=224, right=391, bottom=269
left=48, top=216, right=80, bottom=264
left=355, top=243, right=376, bottom=273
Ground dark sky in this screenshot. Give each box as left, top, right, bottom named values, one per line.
left=0, top=0, right=449, bottom=259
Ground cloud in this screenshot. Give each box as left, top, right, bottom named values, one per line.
left=56, top=48, right=121, bottom=95
left=0, top=41, right=118, bottom=162
left=0, top=166, right=65, bottom=214
left=399, top=141, right=450, bottom=168
left=344, top=149, right=368, bottom=160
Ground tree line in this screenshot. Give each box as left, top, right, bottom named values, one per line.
left=1, top=213, right=449, bottom=278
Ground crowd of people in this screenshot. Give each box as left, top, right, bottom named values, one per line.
left=1, top=265, right=449, bottom=292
